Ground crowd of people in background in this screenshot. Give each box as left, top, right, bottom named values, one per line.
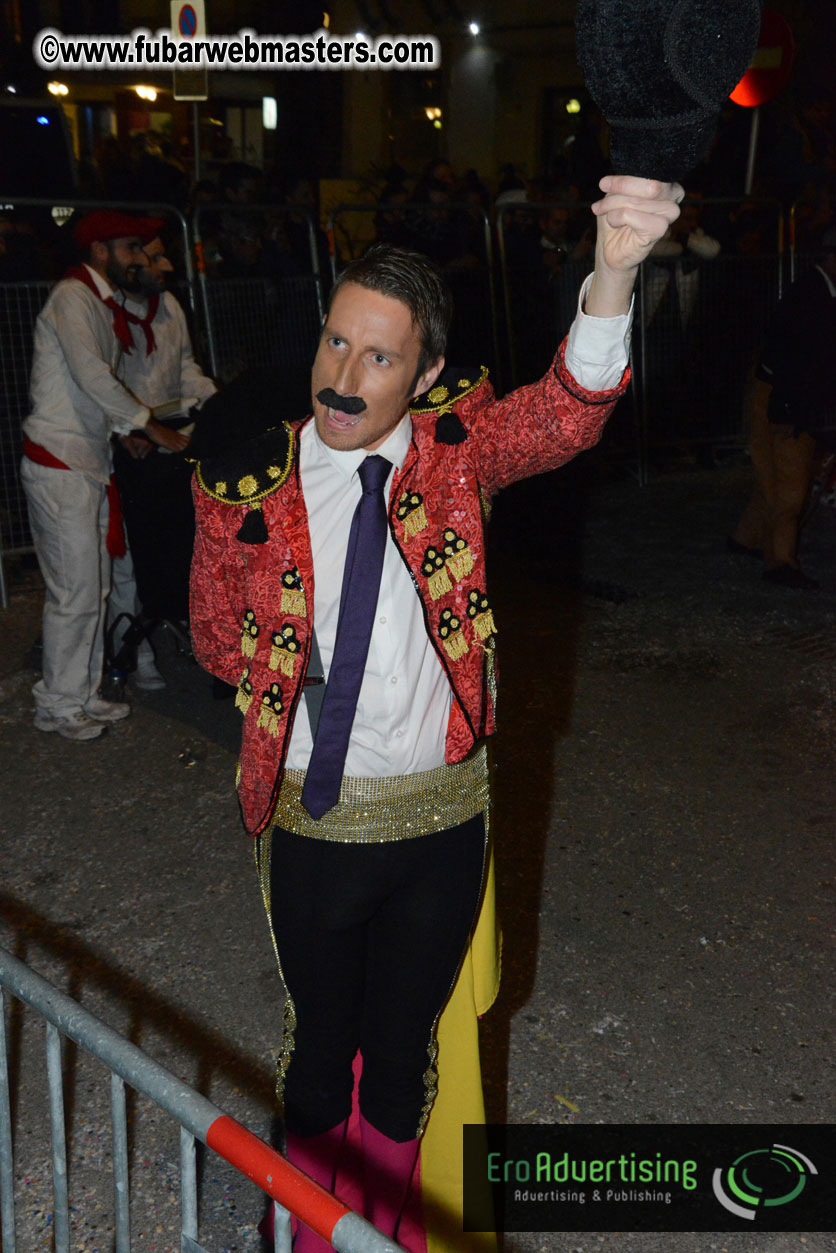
left=2, top=86, right=835, bottom=596
left=1, top=85, right=832, bottom=286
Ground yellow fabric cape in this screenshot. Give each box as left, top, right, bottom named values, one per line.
left=420, top=846, right=501, bottom=1253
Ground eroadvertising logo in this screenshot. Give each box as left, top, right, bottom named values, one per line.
left=463, top=1125, right=834, bottom=1233
left=712, top=1143, right=817, bottom=1220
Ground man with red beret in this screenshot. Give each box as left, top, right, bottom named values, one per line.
left=21, top=210, right=189, bottom=741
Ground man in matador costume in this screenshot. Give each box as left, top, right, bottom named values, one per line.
left=189, top=0, right=764, bottom=1241
left=189, top=173, right=682, bottom=1251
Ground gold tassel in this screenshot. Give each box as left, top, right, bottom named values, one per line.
left=427, top=567, right=452, bottom=600
left=439, top=608, right=468, bottom=660
left=446, top=547, right=473, bottom=582
left=272, top=650, right=295, bottom=678
left=241, top=609, right=259, bottom=658
left=269, top=626, right=299, bottom=677
left=257, top=684, right=283, bottom=738
left=403, top=501, right=427, bottom=538
left=473, top=609, right=496, bottom=640
left=257, top=707, right=281, bottom=737
left=443, top=529, right=473, bottom=583
left=467, top=589, right=496, bottom=641
left=443, top=630, right=469, bottom=661
left=235, top=668, right=254, bottom=715
left=280, top=587, right=306, bottom=617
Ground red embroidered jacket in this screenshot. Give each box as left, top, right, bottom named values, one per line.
left=190, top=345, right=629, bottom=835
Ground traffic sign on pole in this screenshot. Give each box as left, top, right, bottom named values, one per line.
left=171, top=0, right=208, bottom=102
left=730, top=8, right=794, bottom=108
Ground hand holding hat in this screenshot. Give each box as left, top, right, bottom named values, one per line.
left=584, top=173, right=685, bottom=315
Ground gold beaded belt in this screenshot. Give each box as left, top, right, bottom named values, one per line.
left=269, top=744, right=489, bottom=843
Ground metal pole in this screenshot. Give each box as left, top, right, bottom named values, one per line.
left=193, top=102, right=201, bottom=183
left=111, top=1073, right=130, bottom=1252
left=326, top=209, right=341, bottom=285
left=303, top=209, right=325, bottom=319
left=46, top=1023, right=70, bottom=1252
left=479, top=207, right=503, bottom=394
left=191, top=207, right=220, bottom=379
left=495, top=209, right=516, bottom=390
left=274, top=1198, right=294, bottom=1253
left=744, top=106, right=760, bottom=196
left=0, top=989, right=16, bottom=1253
left=180, top=1124, right=199, bottom=1243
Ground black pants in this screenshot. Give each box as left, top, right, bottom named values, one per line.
left=269, top=814, right=486, bottom=1141
left=112, top=443, right=195, bottom=621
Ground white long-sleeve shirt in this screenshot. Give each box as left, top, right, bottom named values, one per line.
left=285, top=281, right=632, bottom=775
left=119, top=290, right=216, bottom=408
left=24, top=265, right=152, bottom=483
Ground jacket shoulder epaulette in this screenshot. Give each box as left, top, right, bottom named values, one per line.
left=194, top=422, right=295, bottom=507
left=410, top=366, right=489, bottom=416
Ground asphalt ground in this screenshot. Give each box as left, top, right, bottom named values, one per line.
left=0, top=454, right=834, bottom=1253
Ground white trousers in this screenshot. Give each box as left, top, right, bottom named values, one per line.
left=21, top=458, right=110, bottom=717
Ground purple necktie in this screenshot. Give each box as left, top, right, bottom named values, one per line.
left=301, top=455, right=392, bottom=819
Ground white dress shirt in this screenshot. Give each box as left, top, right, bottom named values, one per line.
left=285, top=289, right=632, bottom=776
left=119, top=290, right=217, bottom=408
left=24, top=265, right=152, bottom=483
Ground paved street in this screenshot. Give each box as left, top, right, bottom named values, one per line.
left=1, top=456, right=834, bottom=1252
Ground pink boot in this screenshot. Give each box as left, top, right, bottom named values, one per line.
left=284, top=1121, right=348, bottom=1252
left=359, top=1115, right=421, bottom=1246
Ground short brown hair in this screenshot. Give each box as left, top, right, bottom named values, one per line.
left=329, top=244, right=452, bottom=379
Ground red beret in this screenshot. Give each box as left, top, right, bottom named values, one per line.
left=73, top=210, right=164, bottom=251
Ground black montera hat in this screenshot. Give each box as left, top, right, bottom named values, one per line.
left=575, top=0, right=763, bottom=182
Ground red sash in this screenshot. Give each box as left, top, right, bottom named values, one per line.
left=23, top=436, right=126, bottom=558
left=63, top=265, right=159, bottom=356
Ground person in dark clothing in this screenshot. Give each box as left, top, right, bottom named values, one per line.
left=732, top=228, right=836, bottom=588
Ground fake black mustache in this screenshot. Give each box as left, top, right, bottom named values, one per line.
left=316, top=388, right=367, bottom=415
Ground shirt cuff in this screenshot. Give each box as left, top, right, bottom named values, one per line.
left=111, top=405, right=152, bottom=436
left=564, top=273, right=633, bottom=392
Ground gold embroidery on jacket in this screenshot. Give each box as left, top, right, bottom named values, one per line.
left=235, top=667, right=254, bottom=715
left=280, top=569, right=306, bottom=617
left=439, top=608, right=468, bottom=661
left=422, top=544, right=452, bottom=600
left=269, top=625, right=300, bottom=677
left=256, top=683, right=283, bottom=737
left=241, top=609, right=259, bottom=658
left=467, top=588, right=497, bottom=641
left=397, top=490, right=428, bottom=540
left=443, top=528, right=473, bottom=582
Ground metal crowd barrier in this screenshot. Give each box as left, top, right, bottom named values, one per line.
left=192, top=202, right=325, bottom=385
left=0, top=190, right=813, bottom=604
left=0, top=945, right=403, bottom=1253
left=496, top=200, right=595, bottom=390
left=0, top=277, right=52, bottom=597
